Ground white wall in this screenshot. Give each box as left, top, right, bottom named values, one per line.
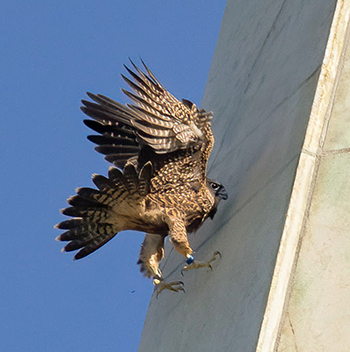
left=139, top=1, right=336, bottom=351
left=273, top=2, right=350, bottom=350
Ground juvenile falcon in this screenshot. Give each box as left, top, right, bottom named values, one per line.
left=55, top=60, right=228, bottom=295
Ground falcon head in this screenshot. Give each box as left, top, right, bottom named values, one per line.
left=207, top=179, right=228, bottom=219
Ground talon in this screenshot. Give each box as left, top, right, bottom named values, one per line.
left=213, top=251, right=221, bottom=259
left=154, top=280, right=185, bottom=298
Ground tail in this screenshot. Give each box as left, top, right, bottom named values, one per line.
left=55, top=162, right=152, bottom=260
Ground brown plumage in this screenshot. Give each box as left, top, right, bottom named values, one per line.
left=56, top=60, right=227, bottom=292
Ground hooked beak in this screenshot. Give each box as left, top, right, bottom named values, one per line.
left=218, top=187, right=228, bottom=200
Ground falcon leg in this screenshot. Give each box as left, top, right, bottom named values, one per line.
left=164, top=211, right=220, bottom=276
left=164, top=211, right=194, bottom=258
left=137, top=233, right=164, bottom=279
left=181, top=251, right=221, bottom=275
left=137, top=233, right=185, bottom=297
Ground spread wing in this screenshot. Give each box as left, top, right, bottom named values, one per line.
left=81, top=60, right=214, bottom=171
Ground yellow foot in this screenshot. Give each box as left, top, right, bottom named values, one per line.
left=153, top=279, right=185, bottom=298
left=181, top=251, right=221, bottom=275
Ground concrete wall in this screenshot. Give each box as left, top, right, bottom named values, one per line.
left=139, top=1, right=338, bottom=351
left=270, top=2, right=350, bottom=351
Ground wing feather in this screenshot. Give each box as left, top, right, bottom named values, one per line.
left=81, top=60, right=214, bottom=170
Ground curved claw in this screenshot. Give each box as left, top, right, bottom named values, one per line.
left=155, top=280, right=185, bottom=298
left=213, top=251, right=222, bottom=259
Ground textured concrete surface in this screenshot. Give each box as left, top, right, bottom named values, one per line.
left=139, top=1, right=336, bottom=351
left=275, top=3, right=350, bottom=350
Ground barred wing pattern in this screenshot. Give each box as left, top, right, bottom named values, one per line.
left=56, top=61, right=222, bottom=266
left=81, top=60, right=214, bottom=172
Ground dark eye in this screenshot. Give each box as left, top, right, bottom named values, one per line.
left=211, top=182, right=220, bottom=191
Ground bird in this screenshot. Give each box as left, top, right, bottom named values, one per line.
left=55, top=60, right=228, bottom=296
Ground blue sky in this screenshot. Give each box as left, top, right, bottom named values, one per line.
left=1, top=1, right=226, bottom=351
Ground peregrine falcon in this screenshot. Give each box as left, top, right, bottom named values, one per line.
left=55, top=60, right=228, bottom=295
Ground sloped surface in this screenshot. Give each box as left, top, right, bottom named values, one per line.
left=139, top=1, right=336, bottom=351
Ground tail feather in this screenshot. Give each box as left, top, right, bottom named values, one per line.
left=107, top=167, right=124, bottom=183
left=92, top=174, right=129, bottom=207
left=56, top=221, right=99, bottom=241
left=59, top=223, right=117, bottom=260
left=75, top=188, right=107, bottom=206
left=138, top=162, right=152, bottom=196
left=56, top=218, right=84, bottom=229
left=73, top=231, right=116, bottom=260
left=123, top=164, right=138, bottom=193
left=56, top=163, right=153, bottom=259
left=67, top=193, right=101, bottom=208
left=62, top=207, right=110, bottom=222
left=92, top=174, right=116, bottom=192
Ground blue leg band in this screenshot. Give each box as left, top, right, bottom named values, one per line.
left=186, top=255, right=195, bottom=264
